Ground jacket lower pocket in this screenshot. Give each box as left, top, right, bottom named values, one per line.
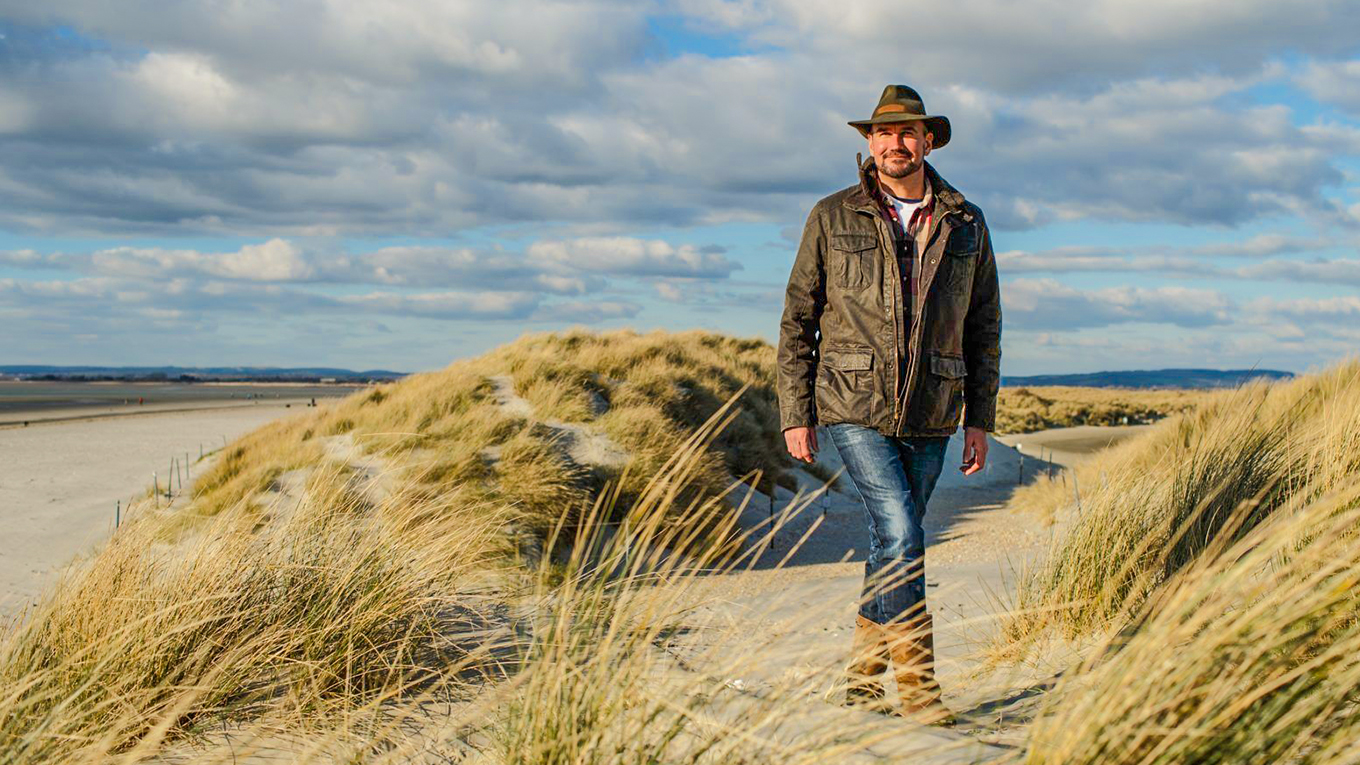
left=816, top=346, right=875, bottom=423
left=909, top=353, right=966, bottom=430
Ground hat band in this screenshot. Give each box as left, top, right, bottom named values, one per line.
left=873, top=102, right=924, bottom=117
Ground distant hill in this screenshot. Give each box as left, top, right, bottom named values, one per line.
left=0, top=365, right=405, bottom=382
left=1001, top=368, right=1294, bottom=389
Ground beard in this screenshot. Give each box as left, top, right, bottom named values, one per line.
left=878, top=152, right=922, bottom=178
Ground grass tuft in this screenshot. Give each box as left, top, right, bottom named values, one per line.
left=1003, top=359, right=1360, bottom=648
left=996, top=385, right=1212, bottom=434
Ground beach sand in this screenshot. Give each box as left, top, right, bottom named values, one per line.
left=995, top=423, right=1153, bottom=464
left=0, top=403, right=310, bottom=616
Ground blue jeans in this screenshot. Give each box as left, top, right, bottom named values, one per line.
left=826, top=423, right=949, bottom=625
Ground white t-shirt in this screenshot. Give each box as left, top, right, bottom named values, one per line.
left=882, top=175, right=932, bottom=235
left=884, top=191, right=927, bottom=226
left=882, top=177, right=934, bottom=257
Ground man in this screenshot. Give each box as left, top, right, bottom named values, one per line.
left=776, top=84, right=1001, bottom=724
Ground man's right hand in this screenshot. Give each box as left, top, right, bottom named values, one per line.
left=784, top=426, right=818, bottom=463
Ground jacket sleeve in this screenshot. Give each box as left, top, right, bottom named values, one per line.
left=777, top=205, right=828, bottom=431
left=962, top=213, right=1002, bottom=432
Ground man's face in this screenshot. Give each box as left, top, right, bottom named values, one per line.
left=868, top=121, right=932, bottom=179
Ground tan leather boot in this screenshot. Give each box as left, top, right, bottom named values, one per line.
left=884, top=612, right=956, bottom=726
left=842, top=615, right=891, bottom=711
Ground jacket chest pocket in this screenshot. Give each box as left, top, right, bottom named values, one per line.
left=941, top=223, right=978, bottom=297
left=830, top=233, right=878, bottom=290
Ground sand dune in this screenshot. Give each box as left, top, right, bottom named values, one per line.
left=0, top=393, right=1151, bottom=757
left=0, top=411, right=1143, bottom=621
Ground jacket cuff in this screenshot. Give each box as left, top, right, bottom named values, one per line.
left=963, top=397, right=995, bottom=432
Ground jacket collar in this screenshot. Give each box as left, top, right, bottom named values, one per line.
left=846, top=155, right=968, bottom=218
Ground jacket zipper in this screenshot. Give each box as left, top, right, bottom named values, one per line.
left=870, top=211, right=902, bottom=431
left=892, top=211, right=953, bottom=436
left=854, top=158, right=972, bottom=436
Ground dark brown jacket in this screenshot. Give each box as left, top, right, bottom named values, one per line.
left=777, top=158, right=1001, bottom=436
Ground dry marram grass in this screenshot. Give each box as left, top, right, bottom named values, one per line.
left=6, top=328, right=1358, bottom=763
left=995, top=385, right=1212, bottom=434
left=1001, top=361, right=1360, bottom=647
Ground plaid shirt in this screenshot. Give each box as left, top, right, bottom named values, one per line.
left=877, top=178, right=934, bottom=401
left=877, top=178, right=934, bottom=313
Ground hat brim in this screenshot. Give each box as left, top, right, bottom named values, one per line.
left=848, top=114, right=951, bottom=148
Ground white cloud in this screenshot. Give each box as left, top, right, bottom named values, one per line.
left=0, top=275, right=544, bottom=322
left=0, top=5, right=1354, bottom=235
left=2, top=1, right=1359, bottom=373
left=3, top=1, right=647, bottom=86
left=1190, top=234, right=1337, bottom=259
left=943, top=73, right=1352, bottom=228
left=337, top=290, right=541, bottom=320
left=1248, top=294, right=1360, bottom=320
left=1, top=235, right=737, bottom=291
left=0, top=248, right=45, bottom=267
left=1000, top=251, right=1360, bottom=287
left=1003, top=278, right=1234, bottom=330
left=356, top=245, right=599, bottom=294
left=693, top=0, right=1360, bottom=91
left=1237, top=259, right=1360, bottom=286
left=995, top=234, right=1353, bottom=284
left=997, top=248, right=1216, bottom=276
left=528, top=237, right=742, bottom=278
left=0, top=233, right=723, bottom=334
left=531, top=300, right=643, bottom=322
left=1003, top=325, right=1347, bottom=376
left=1298, top=59, right=1360, bottom=115
left=654, top=282, right=685, bottom=301
left=999, top=281, right=1360, bottom=374
left=89, top=239, right=315, bottom=281
left=651, top=278, right=781, bottom=308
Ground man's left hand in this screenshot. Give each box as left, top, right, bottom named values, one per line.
left=961, top=426, right=989, bottom=476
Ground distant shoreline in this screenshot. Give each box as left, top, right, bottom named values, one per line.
left=0, top=399, right=325, bottom=429
left=2, top=379, right=371, bottom=388
left=0, top=380, right=363, bottom=424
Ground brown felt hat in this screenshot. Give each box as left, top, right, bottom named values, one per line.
left=848, top=84, right=951, bottom=148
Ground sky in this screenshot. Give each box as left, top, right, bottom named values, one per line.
left=0, top=1, right=1358, bottom=375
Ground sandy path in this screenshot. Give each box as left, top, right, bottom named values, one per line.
left=0, top=405, right=309, bottom=616
left=994, top=423, right=1152, bottom=464
left=662, top=428, right=1128, bottom=760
